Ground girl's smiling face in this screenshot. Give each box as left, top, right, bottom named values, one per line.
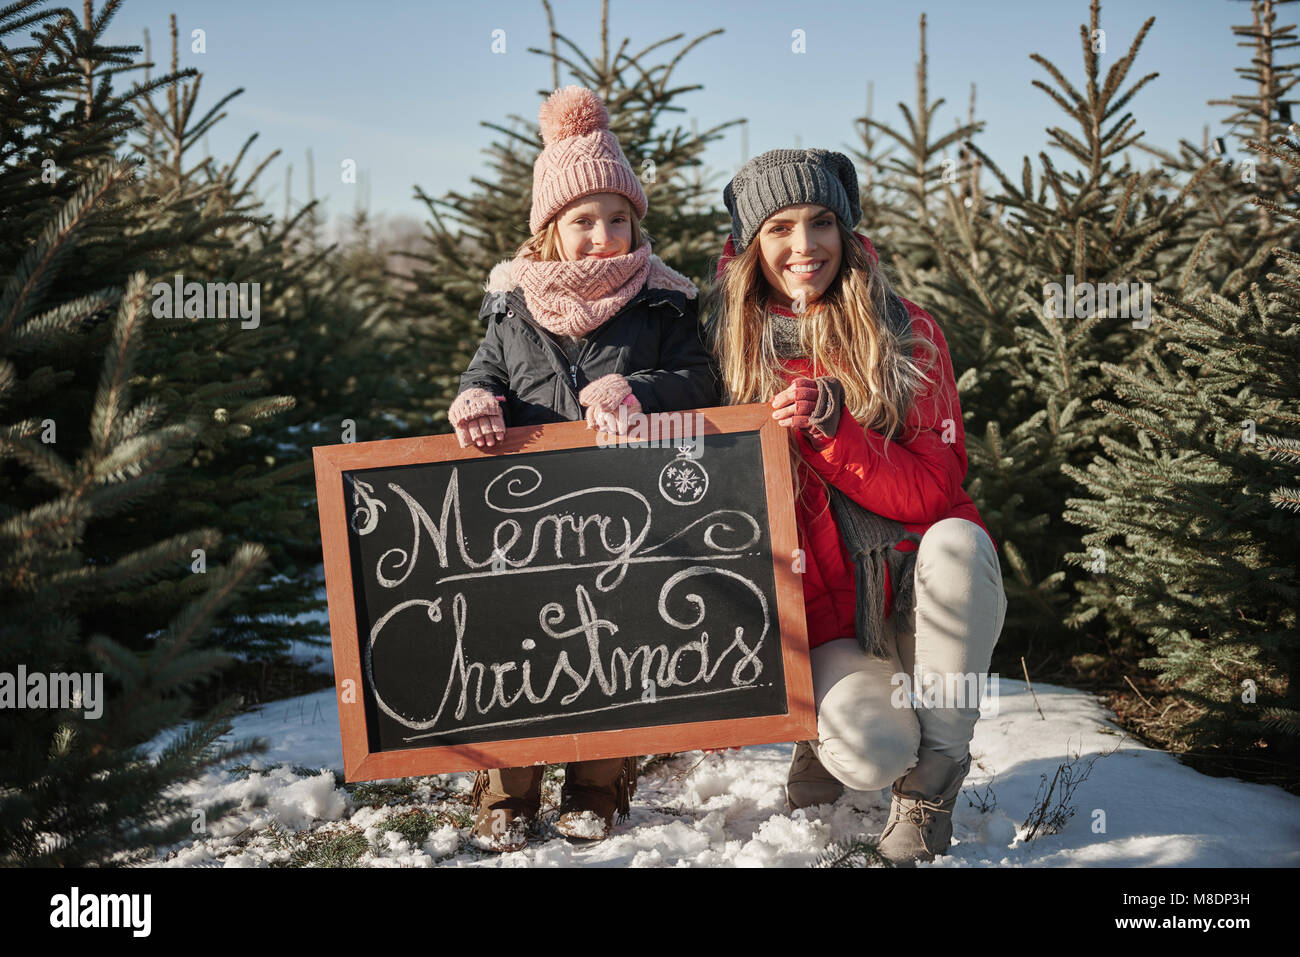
left=755, top=204, right=843, bottom=310
left=555, top=193, right=634, bottom=261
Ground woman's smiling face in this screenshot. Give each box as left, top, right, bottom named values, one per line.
left=755, top=204, right=842, bottom=310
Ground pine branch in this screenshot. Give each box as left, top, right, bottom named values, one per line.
left=87, top=270, right=151, bottom=460
left=0, top=156, right=138, bottom=342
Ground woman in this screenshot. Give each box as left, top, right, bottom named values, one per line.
left=708, top=148, right=1006, bottom=865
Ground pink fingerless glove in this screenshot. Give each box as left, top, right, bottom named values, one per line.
left=578, top=374, right=642, bottom=431
left=448, top=387, right=505, bottom=447
left=578, top=373, right=641, bottom=413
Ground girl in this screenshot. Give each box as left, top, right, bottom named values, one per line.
left=446, top=86, right=718, bottom=852
left=708, top=148, right=1006, bottom=865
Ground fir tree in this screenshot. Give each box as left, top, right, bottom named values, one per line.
left=0, top=0, right=279, bottom=864
left=85, top=14, right=314, bottom=663
left=1207, top=0, right=1299, bottom=238
left=849, top=13, right=984, bottom=280
left=885, top=1, right=1204, bottom=672
left=1139, top=0, right=1300, bottom=300
left=83, top=15, right=414, bottom=666
left=1061, top=128, right=1300, bottom=772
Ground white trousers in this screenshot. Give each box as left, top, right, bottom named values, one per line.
left=808, top=518, right=1007, bottom=791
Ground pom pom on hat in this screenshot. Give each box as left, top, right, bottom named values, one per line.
left=538, top=86, right=610, bottom=145
left=528, top=85, right=648, bottom=234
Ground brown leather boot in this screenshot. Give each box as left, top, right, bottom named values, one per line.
left=555, top=756, right=638, bottom=842
left=877, top=749, right=971, bottom=866
left=786, top=741, right=845, bottom=811
left=471, top=765, right=544, bottom=852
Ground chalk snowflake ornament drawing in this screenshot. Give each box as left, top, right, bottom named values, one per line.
left=658, top=446, right=708, bottom=505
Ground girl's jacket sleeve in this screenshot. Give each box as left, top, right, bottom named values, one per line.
left=459, top=305, right=509, bottom=399
left=796, top=303, right=968, bottom=525
left=624, top=295, right=721, bottom=412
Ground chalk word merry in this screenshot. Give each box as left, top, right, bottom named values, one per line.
left=349, top=464, right=760, bottom=593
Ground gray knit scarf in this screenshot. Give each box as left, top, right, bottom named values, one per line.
left=769, top=295, right=922, bottom=658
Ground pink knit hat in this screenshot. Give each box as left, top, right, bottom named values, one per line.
left=530, top=86, right=648, bottom=234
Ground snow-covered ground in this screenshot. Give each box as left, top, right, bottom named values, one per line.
left=145, top=633, right=1300, bottom=866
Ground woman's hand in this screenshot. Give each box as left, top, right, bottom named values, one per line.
left=700, top=746, right=743, bottom=756
left=771, top=376, right=843, bottom=445
left=771, top=377, right=819, bottom=429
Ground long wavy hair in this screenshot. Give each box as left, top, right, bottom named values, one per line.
left=709, top=219, right=942, bottom=480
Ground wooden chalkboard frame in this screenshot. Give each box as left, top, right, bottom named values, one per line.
left=313, top=403, right=815, bottom=782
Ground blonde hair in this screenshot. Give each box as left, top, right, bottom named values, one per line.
left=518, top=197, right=646, bottom=261
left=709, top=220, right=942, bottom=471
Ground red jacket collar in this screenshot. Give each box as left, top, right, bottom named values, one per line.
left=715, top=231, right=881, bottom=283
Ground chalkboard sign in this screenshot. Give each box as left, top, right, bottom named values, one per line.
left=313, top=404, right=814, bottom=782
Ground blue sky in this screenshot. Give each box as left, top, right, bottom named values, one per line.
left=100, top=0, right=1257, bottom=226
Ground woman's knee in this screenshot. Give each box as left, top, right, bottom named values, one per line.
left=810, top=639, right=923, bottom=789
left=914, top=518, right=1004, bottom=615
left=918, top=518, right=997, bottom=574
left=817, top=718, right=920, bottom=791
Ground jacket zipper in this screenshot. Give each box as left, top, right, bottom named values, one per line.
left=571, top=307, right=627, bottom=380
left=507, top=289, right=666, bottom=399
left=506, top=303, right=584, bottom=401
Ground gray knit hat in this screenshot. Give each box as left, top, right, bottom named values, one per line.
left=723, top=148, right=862, bottom=251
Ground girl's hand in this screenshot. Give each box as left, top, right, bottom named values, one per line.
left=463, top=412, right=506, bottom=448
left=579, top=374, right=641, bottom=434
left=701, top=746, right=743, bottom=756
left=449, top=388, right=507, bottom=448
left=585, top=402, right=623, bottom=434
left=584, top=393, right=641, bottom=434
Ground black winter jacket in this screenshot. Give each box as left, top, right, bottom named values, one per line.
left=461, top=283, right=720, bottom=426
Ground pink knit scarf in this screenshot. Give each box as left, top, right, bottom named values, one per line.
left=512, top=244, right=652, bottom=337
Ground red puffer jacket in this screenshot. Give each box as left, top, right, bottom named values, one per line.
left=717, top=233, right=997, bottom=650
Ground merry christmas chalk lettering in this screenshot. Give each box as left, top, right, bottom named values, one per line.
left=313, top=406, right=814, bottom=780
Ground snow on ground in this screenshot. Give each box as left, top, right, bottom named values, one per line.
left=143, top=670, right=1300, bottom=867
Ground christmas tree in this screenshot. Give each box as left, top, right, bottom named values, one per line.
left=0, top=0, right=279, bottom=864
left=59, top=13, right=418, bottom=675
left=849, top=13, right=984, bottom=281
left=1062, top=125, right=1299, bottom=773
left=872, top=1, right=1212, bottom=678
left=1138, top=0, right=1300, bottom=300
